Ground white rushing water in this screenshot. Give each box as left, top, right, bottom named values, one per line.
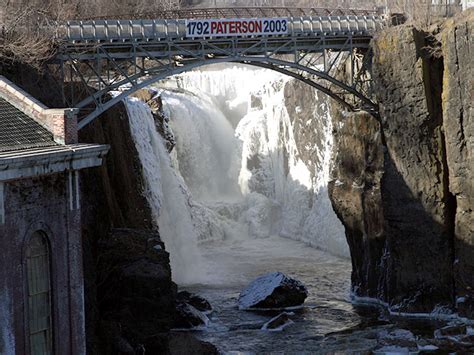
left=125, top=97, right=204, bottom=284
left=125, top=64, right=348, bottom=284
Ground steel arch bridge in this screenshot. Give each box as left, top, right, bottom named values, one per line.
left=51, top=7, right=387, bottom=129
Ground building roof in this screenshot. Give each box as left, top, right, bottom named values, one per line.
left=0, top=97, right=57, bottom=152
left=0, top=143, right=110, bottom=181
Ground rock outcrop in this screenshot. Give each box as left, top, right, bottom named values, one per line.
left=283, top=79, right=327, bottom=180
left=96, top=229, right=177, bottom=353
left=441, top=12, right=474, bottom=317
left=329, top=10, right=473, bottom=315
left=328, top=110, right=385, bottom=299
left=79, top=102, right=177, bottom=352
left=177, top=291, right=213, bottom=313
left=167, top=333, right=219, bottom=355
left=174, top=303, right=210, bottom=329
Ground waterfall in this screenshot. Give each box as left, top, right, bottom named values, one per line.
left=125, top=98, right=203, bottom=284
left=126, top=64, right=348, bottom=284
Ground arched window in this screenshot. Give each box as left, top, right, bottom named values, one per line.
left=26, top=231, right=53, bottom=355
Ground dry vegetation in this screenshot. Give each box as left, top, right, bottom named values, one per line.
left=186, top=0, right=462, bottom=21
left=0, top=0, right=182, bottom=68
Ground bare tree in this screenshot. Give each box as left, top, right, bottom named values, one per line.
left=0, top=0, right=182, bottom=67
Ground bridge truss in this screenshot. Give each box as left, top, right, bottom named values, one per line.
left=51, top=8, right=384, bottom=129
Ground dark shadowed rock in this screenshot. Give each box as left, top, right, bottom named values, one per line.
left=328, top=19, right=471, bottom=314
left=433, top=323, right=474, bottom=351
left=96, top=229, right=177, bottom=348
left=177, top=291, right=212, bottom=313
left=79, top=101, right=178, bottom=353
left=174, top=303, right=210, bottom=329
left=168, top=333, right=219, bottom=355
left=377, top=329, right=417, bottom=349
left=436, top=323, right=467, bottom=337
left=239, top=272, right=308, bottom=310
left=441, top=10, right=474, bottom=318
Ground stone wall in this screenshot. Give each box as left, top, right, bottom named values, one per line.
left=329, top=10, right=473, bottom=315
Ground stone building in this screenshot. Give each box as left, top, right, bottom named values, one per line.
left=0, top=76, right=109, bottom=354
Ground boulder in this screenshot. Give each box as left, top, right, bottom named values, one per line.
left=435, top=323, right=467, bottom=338
left=238, top=272, right=308, bottom=310
left=174, top=303, right=209, bottom=329
left=168, top=333, right=219, bottom=355
left=261, top=312, right=294, bottom=331
left=177, top=291, right=212, bottom=313
left=94, top=229, right=177, bottom=352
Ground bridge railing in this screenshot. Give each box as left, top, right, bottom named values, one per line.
left=77, top=7, right=385, bottom=21
left=64, top=15, right=386, bottom=42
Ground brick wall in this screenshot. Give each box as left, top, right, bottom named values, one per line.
left=0, top=173, right=84, bottom=355
left=0, top=76, right=78, bottom=144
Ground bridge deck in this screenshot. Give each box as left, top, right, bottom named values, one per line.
left=64, top=14, right=386, bottom=43
left=55, top=7, right=386, bottom=125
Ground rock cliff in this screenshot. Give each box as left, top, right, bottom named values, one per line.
left=329, top=10, right=473, bottom=315
left=79, top=94, right=217, bottom=354
left=441, top=13, right=474, bottom=317
left=79, top=102, right=177, bottom=353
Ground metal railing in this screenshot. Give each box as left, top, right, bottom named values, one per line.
left=64, top=14, right=386, bottom=42
left=77, top=6, right=384, bottom=21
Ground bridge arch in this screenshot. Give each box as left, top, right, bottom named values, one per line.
left=74, top=56, right=377, bottom=129
left=55, top=9, right=385, bottom=128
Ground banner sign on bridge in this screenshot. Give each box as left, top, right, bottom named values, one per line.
left=185, top=18, right=288, bottom=37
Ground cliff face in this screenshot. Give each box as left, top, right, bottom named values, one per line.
left=329, top=10, right=473, bottom=315
left=441, top=13, right=474, bottom=317
left=372, top=24, right=454, bottom=312
left=79, top=102, right=177, bottom=353
left=328, top=111, right=385, bottom=299
left=283, top=79, right=325, bottom=180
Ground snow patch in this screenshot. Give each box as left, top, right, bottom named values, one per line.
left=417, top=344, right=438, bottom=351
left=239, top=272, right=286, bottom=310
left=373, top=346, right=413, bottom=354
left=261, top=312, right=295, bottom=331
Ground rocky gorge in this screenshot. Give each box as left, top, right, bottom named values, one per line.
left=73, top=11, right=474, bottom=352
left=329, top=9, right=473, bottom=317
left=74, top=10, right=474, bottom=353
left=2, top=9, right=471, bottom=354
